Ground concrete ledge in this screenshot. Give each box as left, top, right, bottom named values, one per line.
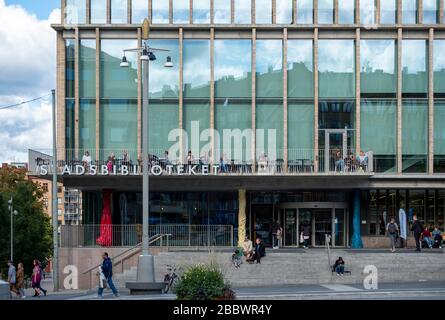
left=0, top=280, right=10, bottom=300
left=125, top=282, right=165, bottom=295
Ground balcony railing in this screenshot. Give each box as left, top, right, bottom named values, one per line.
left=29, top=148, right=374, bottom=176
left=60, top=224, right=234, bottom=248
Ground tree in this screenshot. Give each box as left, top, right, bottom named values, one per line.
left=0, top=166, right=52, bottom=278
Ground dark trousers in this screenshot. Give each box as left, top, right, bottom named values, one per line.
left=414, top=233, right=421, bottom=251
left=253, top=252, right=263, bottom=263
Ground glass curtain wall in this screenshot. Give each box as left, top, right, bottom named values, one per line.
left=318, top=0, right=334, bottom=24
left=423, top=0, right=438, bottom=24
left=234, top=0, right=251, bottom=24
left=193, top=0, right=210, bottom=24
left=214, top=40, right=252, bottom=163
left=256, top=40, right=283, bottom=161
left=111, top=0, right=128, bottom=24
left=100, top=40, right=138, bottom=160
left=152, top=0, right=170, bottom=23
left=173, top=0, right=190, bottom=23
left=360, top=40, right=397, bottom=173
left=214, top=0, right=231, bottom=23
left=402, top=40, right=428, bottom=172
left=402, top=0, right=417, bottom=24
left=380, top=0, right=396, bottom=24
left=287, top=40, right=314, bottom=161
left=338, top=0, right=355, bottom=24
left=255, top=0, right=272, bottom=24
left=276, top=0, right=293, bottom=24
left=148, top=40, right=180, bottom=156
left=434, top=40, right=445, bottom=172
left=297, top=0, right=313, bottom=23
left=183, top=40, right=211, bottom=159
left=360, top=0, right=375, bottom=25
left=91, top=0, right=107, bottom=23
left=65, top=0, right=86, bottom=24
left=132, top=0, right=148, bottom=24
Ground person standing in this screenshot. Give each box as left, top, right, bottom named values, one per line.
left=302, top=221, right=311, bottom=249
left=386, top=218, right=399, bottom=252
left=16, top=262, right=26, bottom=298
left=411, top=215, right=424, bottom=252
left=97, top=252, right=119, bottom=298
left=31, top=260, right=47, bottom=297
left=7, top=261, right=18, bottom=298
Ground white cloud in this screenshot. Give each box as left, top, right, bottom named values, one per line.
left=0, top=2, right=60, bottom=163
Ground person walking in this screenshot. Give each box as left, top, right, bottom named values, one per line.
left=97, top=252, right=119, bottom=298
left=411, top=215, right=424, bottom=252
left=386, top=218, right=399, bottom=252
left=302, top=221, right=311, bottom=249
left=272, top=223, right=283, bottom=249
left=16, top=262, right=26, bottom=298
left=31, top=260, right=47, bottom=297
left=7, top=261, right=18, bottom=298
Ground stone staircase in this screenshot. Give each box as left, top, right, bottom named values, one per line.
left=112, top=248, right=445, bottom=289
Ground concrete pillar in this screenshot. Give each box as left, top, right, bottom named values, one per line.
left=137, top=28, right=142, bottom=155
left=314, top=28, right=319, bottom=172
left=95, top=28, right=100, bottom=161
left=238, top=189, right=247, bottom=247
left=428, top=28, right=434, bottom=175
left=74, top=28, right=80, bottom=158
left=179, top=28, right=184, bottom=161
left=210, top=28, right=215, bottom=164
left=351, top=189, right=363, bottom=248
left=397, top=28, right=402, bottom=174
left=251, top=29, right=257, bottom=172
left=355, top=28, right=361, bottom=153
left=283, top=28, right=288, bottom=172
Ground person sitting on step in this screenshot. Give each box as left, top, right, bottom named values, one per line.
left=332, top=257, right=345, bottom=276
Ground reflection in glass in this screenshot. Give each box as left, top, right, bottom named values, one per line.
left=360, top=100, right=397, bottom=173
left=65, top=0, right=86, bottom=24
left=297, top=0, right=313, bottom=23
left=66, top=100, right=75, bottom=150
left=148, top=40, right=180, bottom=98
left=173, top=0, right=190, bottom=23
left=423, top=0, right=438, bottom=24
left=111, top=0, right=128, bottom=24
left=338, top=0, right=355, bottom=24
left=434, top=40, right=445, bottom=94
left=402, top=100, right=428, bottom=173
left=255, top=0, right=272, bottom=24
left=318, top=40, right=355, bottom=98
left=152, top=0, right=170, bottom=23
left=234, top=0, right=251, bottom=24
left=91, top=0, right=106, bottom=23
left=149, top=103, right=179, bottom=151
left=287, top=40, right=313, bottom=98
left=360, top=0, right=375, bottom=25
left=402, top=0, right=417, bottom=24
left=184, top=103, right=211, bottom=155
left=434, top=102, right=445, bottom=173
left=101, top=99, right=138, bottom=151
left=380, top=0, right=396, bottom=24
left=402, top=40, right=427, bottom=95
left=100, top=40, right=138, bottom=98
left=360, top=40, right=396, bottom=96
left=214, top=40, right=252, bottom=98
left=132, top=0, right=147, bottom=24
left=66, top=40, right=75, bottom=98
left=288, top=103, right=314, bottom=150
left=214, top=0, right=231, bottom=23
left=256, top=102, right=284, bottom=160
left=79, top=100, right=96, bottom=153
left=183, top=40, right=210, bottom=98
left=256, top=40, right=283, bottom=98
left=276, top=0, right=293, bottom=24
left=80, top=40, right=96, bottom=98
left=193, top=0, right=210, bottom=24
left=318, top=0, right=334, bottom=24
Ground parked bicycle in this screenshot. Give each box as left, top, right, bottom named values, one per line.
left=163, top=264, right=180, bottom=294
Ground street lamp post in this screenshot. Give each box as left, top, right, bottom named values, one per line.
left=8, top=198, right=18, bottom=262
left=120, top=24, right=173, bottom=285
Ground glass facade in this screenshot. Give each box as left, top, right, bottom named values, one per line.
left=297, top=0, right=313, bottom=24
left=132, top=0, right=147, bottom=24
left=173, top=0, right=190, bottom=24
left=214, top=0, right=231, bottom=23
left=149, top=103, right=179, bottom=153
left=434, top=40, right=445, bottom=94
left=234, top=0, right=251, bottom=24
left=79, top=40, right=96, bottom=98
left=402, top=0, right=417, bottom=24
left=434, top=102, right=445, bottom=172
left=65, top=0, right=86, bottom=24
left=193, top=0, right=210, bottom=24
left=152, top=0, right=170, bottom=23
left=318, top=0, right=334, bottom=24
left=380, top=0, right=396, bottom=24
left=79, top=100, right=96, bottom=154
left=402, top=100, right=428, bottom=173
left=287, top=40, right=313, bottom=98
left=111, top=0, right=128, bottom=24
left=402, top=40, right=427, bottom=96
left=255, top=0, right=272, bottom=24
left=91, top=0, right=107, bottom=23
left=423, top=0, right=438, bottom=24
left=66, top=40, right=75, bottom=98
left=338, top=0, right=355, bottom=24
left=360, top=0, right=375, bottom=25
left=288, top=103, right=314, bottom=151
left=276, top=0, right=293, bottom=24
left=66, top=99, right=75, bottom=151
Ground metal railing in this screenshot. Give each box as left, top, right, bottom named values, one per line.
left=29, top=148, right=374, bottom=176
left=60, top=224, right=234, bottom=248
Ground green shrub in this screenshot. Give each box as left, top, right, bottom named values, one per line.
left=174, top=264, right=234, bottom=300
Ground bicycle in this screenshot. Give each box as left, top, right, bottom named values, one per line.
left=163, top=265, right=180, bottom=294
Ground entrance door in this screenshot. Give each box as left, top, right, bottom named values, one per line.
left=314, top=209, right=333, bottom=246
left=334, top=208, right=346, bottom=247
left=324, top=129, right=347, bottom=172
left=284, top=209, right=298, bottom=246
left=253, top=206, right=273, bottom=246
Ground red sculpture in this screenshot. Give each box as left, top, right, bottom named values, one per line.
left=96, top=189, right=113, bottom=247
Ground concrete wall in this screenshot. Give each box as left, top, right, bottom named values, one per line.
left=362, top=236, right=416, bottom=249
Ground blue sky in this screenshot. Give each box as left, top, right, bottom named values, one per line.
left=5, top=0, right=59, bottom=19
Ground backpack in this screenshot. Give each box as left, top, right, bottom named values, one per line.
left=388, top=223, right=397, bottom=234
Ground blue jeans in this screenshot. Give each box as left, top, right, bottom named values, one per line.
left=424, top=237, right=433, bottom=248
left=335, top=160, right=344, bottom=172
left=98, top=277, right=118, bottom=296
left=335, top=265, right=344, bottom=274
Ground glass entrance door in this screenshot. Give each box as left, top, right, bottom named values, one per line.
left=314, top=209, right=333, bottom=246
left=284, top=209, right=298, bottom=246
left=324, top=129, right=347, bottom=172
left=253, top=206, right=273, bottom=246
left=334, top=208, right=346, bottom=246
